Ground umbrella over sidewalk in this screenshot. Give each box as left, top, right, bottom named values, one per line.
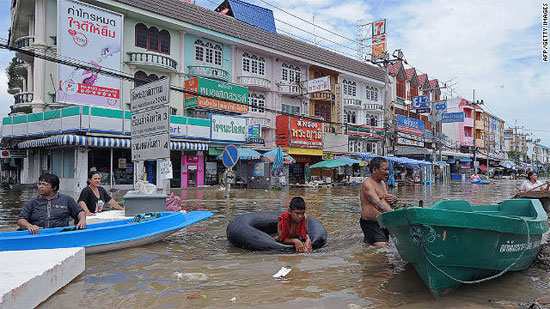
left=262, top=149, right=296, bottom=164
left=309, top=158, right=364, bottom=169
left=271, top=147, right=285, bottom=175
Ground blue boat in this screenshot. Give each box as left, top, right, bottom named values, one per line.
left=0, top=211, right=212, bottom=254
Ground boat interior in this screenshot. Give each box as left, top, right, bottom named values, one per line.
left=431, top=199, right=538, bottom=219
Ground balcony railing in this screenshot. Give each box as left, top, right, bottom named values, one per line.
left=246, top=117, right=272, bottom=128
left=237, top=76, right=271, bottom=89
left=14, top=92, right=33, bottom=104
left=344, top=98, right=362, bottom=107
left=310, top=91, right=332, bottom=101
left=15, top=36, right=34, bottom=49
left=277, top=83, right=302, bottom=95
left=364, top=103, right=383, bottom=110
left=127, top=52, right=178, bottom=72
left=187, top=65, right=229, bottom=82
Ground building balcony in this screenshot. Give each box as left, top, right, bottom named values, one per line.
left=7, top=87, right=21, bottom=95
left=461, top=136, right=473, bottom=147
left=463, top=117, right=474, bottom=127
left=475, top=120, right=484, bottom=129
left=475, top=139, right=485, bottom=148
left=364, top=103, right=383, bottom=111
left=14, top=92, right=33, bottom=105
left=127, top=52, right=178, bottom=73
left=187, top=65, right=229, bottom=82
left=246, top=116, right=273, bottom=128
left=277, top=83, right=303, bottom=96
left=15, top=36, right=35, bottom=62
left=310, top=91, right=332, bottom=101
left=344, top=98, right=362, bottom=108
left=237, top=76, right=271, bottom=90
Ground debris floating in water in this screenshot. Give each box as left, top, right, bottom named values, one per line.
left=273, top=266, right=292, bottom=278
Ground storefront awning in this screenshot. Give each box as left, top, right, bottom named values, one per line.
left=17, top=134, right=208, bottom=151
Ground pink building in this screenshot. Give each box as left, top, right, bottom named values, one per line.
left=459, top=99, right=474, bottom=148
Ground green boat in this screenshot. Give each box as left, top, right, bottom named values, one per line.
left=377, top=199, right=548, bottom=296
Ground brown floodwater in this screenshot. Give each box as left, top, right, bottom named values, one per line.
left=1, top=179, right=548, bottom=308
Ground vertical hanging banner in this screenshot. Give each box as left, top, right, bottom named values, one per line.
left=371, top=19, right=387, bottom=60
left=57, top=0, right=123, bottom=108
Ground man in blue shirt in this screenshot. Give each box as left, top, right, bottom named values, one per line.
left=17, top=173, right=87, bottom=234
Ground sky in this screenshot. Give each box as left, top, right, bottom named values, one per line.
left=0, top=0, right=549, bottom=145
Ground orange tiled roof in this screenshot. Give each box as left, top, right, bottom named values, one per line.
left=417, top=73, right=428, bottom=86
left=405, top=68, right=416, bottom=81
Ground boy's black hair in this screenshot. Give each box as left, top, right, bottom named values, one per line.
left=39, top=173, right=60, bottom=192
left=289, top=196, right=306, bottom=211
left=369, top=156, right=388, bottom=173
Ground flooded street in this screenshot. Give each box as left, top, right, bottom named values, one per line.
left=1, top=180, right=549, bottom=308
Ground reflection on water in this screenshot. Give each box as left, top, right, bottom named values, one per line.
left=1, top=180, right=547, bottom=308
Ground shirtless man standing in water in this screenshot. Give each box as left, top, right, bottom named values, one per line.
left=360, top=156, right=398, bottom=247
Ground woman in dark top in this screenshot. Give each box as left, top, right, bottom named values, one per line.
left=78, top=171, right=123, bottom=215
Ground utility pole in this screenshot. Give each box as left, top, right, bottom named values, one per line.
left=371, top=49, right=407, bottom=156
left=472, top=89, right=483, bottom=170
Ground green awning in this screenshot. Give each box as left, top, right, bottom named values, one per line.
left=208, top=147, right=223, bottom=156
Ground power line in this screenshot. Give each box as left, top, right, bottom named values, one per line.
left=0, top=40, right=367, bottom=130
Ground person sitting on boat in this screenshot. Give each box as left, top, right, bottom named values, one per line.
left=275, top=197, right=312, bottom=253
left=520, top=172, right=549, bottom=192
left=17, top=173, right=87, bottom=235
left=360, top=157, right=398, bottom=247
left=78, top=171, right=123, bottom=216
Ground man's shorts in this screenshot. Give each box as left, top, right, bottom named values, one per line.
left=360, top=218, right=389, bottom=244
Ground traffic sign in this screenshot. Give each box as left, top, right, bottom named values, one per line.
left=222, top=144, right=239, bottom=168
left=441, top=112, right=465, bottom=123
left=132, top=133, right=170, bottom=161
left=416, top=107, right=431, bottom=113
left=411, top=95, right=430, bottom=109
left=435, top=100, right=447, bottom=111
left=131, top=78, right=170, bottom=111
left=131, top=106, right=170, bottom=138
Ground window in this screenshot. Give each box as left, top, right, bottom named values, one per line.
left=343, top=80, right=357, bottom=96
left=242, top=53, right=250, bottom=73
left=134, top=24, right=170, bottom=54
left=282, top=63, right=300, bottom=83
left=282, top=104, right=300, bottom=114
left=160, top=30, right=170, bottom=54
left=194, top=39, right=223, bottom=66
left=344, top=110, right=356, bottom=124
left=366, top=86, right=378, bottom=101
left=135, top=23, right=148, bottom=48
left=396, top=78, right=406, bottom=98
left=249, top=93, right=265, bottom=113
left=367, top=115, right=378, bottom=126
left=314, top=104, right=331, bottom=122
left=134, top=70, right=163, bottom=88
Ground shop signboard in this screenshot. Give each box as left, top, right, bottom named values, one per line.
left=275, top=115, right=323, bottom=148
left=210, top=114, right=247, bottom=142
left=371, top=19, right=387, bottom=60
left=334, top=83, right=342, bottom=123
left=396, top=115, right=425, bottom=136
left=185, top=77, right=249, bottom=113
left=57, top=0, right=123, bottom=108
left=411, top=94, right=430, bottom=109
left=307, top=76, right=331, bottom=93
left=248, top=123, right=262, bottom=138
left=441, top=112, right=465, bottom=123
left=397, top=132, right=425, bottom=147
left=130, top=78, right=170, bottom=111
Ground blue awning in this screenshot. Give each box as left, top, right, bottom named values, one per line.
left=217, top=147, right=261, bottom=160
left=17, top=134, right=208, bottom=151
left=355, top=153, right=431, bottom=169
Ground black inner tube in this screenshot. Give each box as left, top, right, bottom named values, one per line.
left=227, top=211, right=327, bottom=252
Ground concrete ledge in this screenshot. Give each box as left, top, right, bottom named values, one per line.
left=0, top=247, right=85, bottom=308
left=86, top=210, right=132, bottom=225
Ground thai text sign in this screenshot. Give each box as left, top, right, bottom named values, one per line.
left=248, top=123, right=261, bottom=138
left=210, top=114, right=247, bottom=142
left=57, top=0, right=123, bottom=108
left=307, top=76, right=331, bottom=93
left=275, top=115, right=323, bottom=148
left=441, top=112, right=465, bottom=123
left=131, top=78, right=169, bottom=111
left=185, top=77, right=248, bottom=113
left=131, top=106, right=170, bottom=138
left=411, top=94, right=430, bottom=109
left=396, top=115, right=425, bottom=136
left=132, top=134, right=169, bottom=161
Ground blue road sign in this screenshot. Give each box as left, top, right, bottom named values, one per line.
left=435, top=100, right=447, bottom=111
left=222, top=144, right=239, bottom=168
left=441, top=112, right=465, bottom=123
left=411, top=95, right=430, bottom=109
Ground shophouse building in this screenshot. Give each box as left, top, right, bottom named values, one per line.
left=5, top=0, right=385, bottom=190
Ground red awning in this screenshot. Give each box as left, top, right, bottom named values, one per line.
left=479, top=164, right=487, bottom=171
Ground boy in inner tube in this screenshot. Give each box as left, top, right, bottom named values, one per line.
left=275, top=197, right=312, bottom=253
